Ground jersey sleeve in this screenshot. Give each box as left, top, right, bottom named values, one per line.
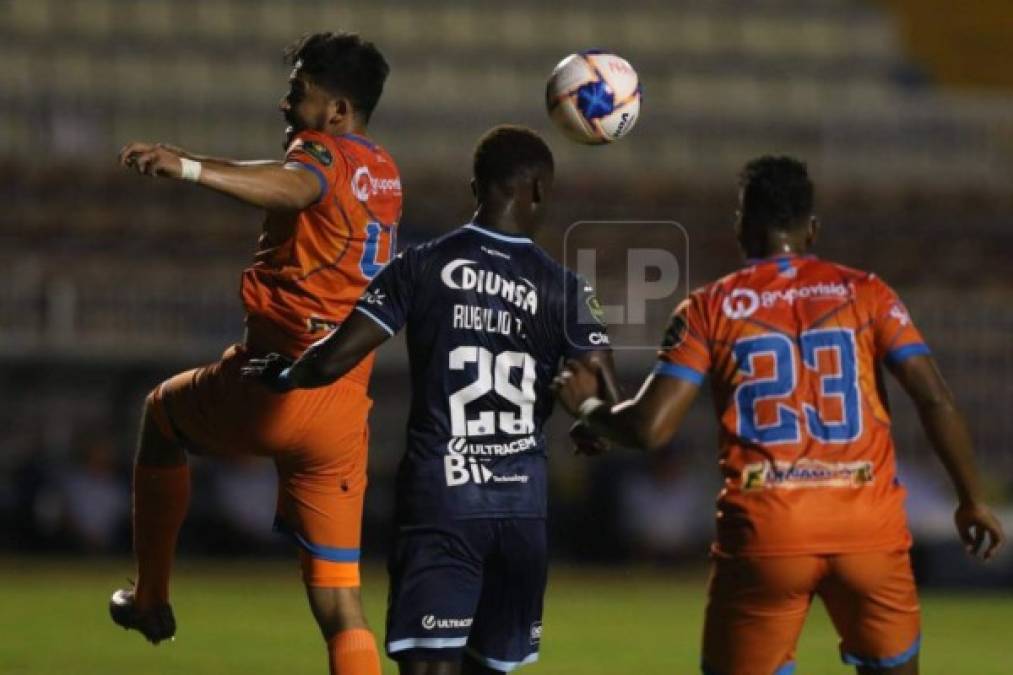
left=870, top=278, right=930, bottom=365
left=353, top=248, right=415, bottom=336
left=562, top=272, right=610, bottom=357
left=655, top=292, right=710, bottom=386
left=283, top=130, right=345, bottom=204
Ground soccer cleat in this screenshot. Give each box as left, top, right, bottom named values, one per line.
left=109, top=587, right=176, bottom=645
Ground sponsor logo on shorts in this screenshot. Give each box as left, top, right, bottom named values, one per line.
left=421, top=614, right=473, bottom=631
left=741, top=459, right=875, bottom=491
left=530, top=621, right=543, bottom=645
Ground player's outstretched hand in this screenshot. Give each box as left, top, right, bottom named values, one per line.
left=119, top=142, right=184, bottom=179
left=552, top=358, right=601, bottom=417
left=241, top=353, right=296, bottom=393
left=954, top=501, right=1005, bottom=560
left=570, top=420, right=609, bottom=456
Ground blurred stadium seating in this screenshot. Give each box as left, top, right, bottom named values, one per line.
left=1, top=0, right=1011, bottom=574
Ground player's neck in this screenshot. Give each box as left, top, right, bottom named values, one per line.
left=756, top=245, right=807, bottom=259
left=324, top=119, right=368, bottom=138
left=748, top=232, right=809, bottom=260
left=471, top=205, right=529, bottom=238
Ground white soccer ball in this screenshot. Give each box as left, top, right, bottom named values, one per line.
left=545, top=51, right=641, bottom=145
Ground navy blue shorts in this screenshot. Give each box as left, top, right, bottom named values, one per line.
left=385, top=519, right=547, bottom=672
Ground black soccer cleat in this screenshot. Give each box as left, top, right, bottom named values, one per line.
left=109, top=587, right=176, bottom=645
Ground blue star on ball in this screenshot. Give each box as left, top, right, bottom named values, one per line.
left=576, top=80, right=615, bottom=120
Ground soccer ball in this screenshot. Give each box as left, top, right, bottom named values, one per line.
left=545, top=50, right=641, bottom=145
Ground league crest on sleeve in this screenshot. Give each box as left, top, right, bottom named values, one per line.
left=888, top=302, right=911, bottom=327
left=299, top=140, right=333, bottom=166
left=660, top=310, right=688, bottom=350
left=585, top=293, right=606, bottom=326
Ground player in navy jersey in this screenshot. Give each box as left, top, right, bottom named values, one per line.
left=244, top=125, right=619, bottom=674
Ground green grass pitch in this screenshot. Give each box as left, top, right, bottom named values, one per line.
left=1, top=558, right=1010, bottom=674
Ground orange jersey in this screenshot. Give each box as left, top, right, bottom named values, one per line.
left=657, top=255, right=929, bottom=556
left=241, top=130, right=402, bottom=386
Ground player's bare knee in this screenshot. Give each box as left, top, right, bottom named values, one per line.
left=137, top=389, right=186, bottom=466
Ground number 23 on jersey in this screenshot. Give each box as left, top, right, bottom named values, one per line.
left=733, top=328, right=861, bottom=445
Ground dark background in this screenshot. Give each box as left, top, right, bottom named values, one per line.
left=1, top=0, right=1011, bottom=587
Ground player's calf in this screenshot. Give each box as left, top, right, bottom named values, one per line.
left=306, top=586, right=381, bottom=675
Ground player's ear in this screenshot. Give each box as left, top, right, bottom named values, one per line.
left=532, top=177, right=544, bottom=207
left=733, top=211, right=746, bottom=250
left=807, top=216, right=820, bottom=246
left=329, top=97, right=352, bottom=127
left=532, top=168, right=553, bottom=208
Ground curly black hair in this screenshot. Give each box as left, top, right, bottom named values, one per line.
left=473, top=125, right=555, bottom=192
left=739, top=156, right=814, bottom=231
left=285, top=32, right=389, bottom=123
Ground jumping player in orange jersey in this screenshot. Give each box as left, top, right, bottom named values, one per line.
left=553, top=156, right=1004, bottom=675
left=108, top=32, right=399, bottom=675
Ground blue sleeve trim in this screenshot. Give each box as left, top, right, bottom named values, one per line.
left=286, top=161, right=328, bottom=203
left=842, top=634, right=920, bottom=669
left=885, top=343, right=930, bottom=365
left=654, top=361, right=705, bottom=386
left=355, top=305, right=396, bottom=336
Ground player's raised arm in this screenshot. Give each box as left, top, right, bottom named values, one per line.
left=889, top=353, right=1005, bottom=559
left=119, top=141, right=321, bottom=212
left=118, top=141, right=282, bottom=168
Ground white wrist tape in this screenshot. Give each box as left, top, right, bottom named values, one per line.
left=179, top=157, right=202, bottom=182
left=578, top=397, right=605, bottom=420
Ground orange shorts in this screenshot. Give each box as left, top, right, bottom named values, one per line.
left=701, top=551, right=921, bottom=675
left=147, top=344, right=372, bottom=588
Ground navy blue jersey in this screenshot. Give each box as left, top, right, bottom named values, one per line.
left=354, top=222, right=609, bottom=522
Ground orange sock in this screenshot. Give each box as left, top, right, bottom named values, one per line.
left=328, top=628, right=381, bottom=675
left=133, top=463, right=191, bottom=610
